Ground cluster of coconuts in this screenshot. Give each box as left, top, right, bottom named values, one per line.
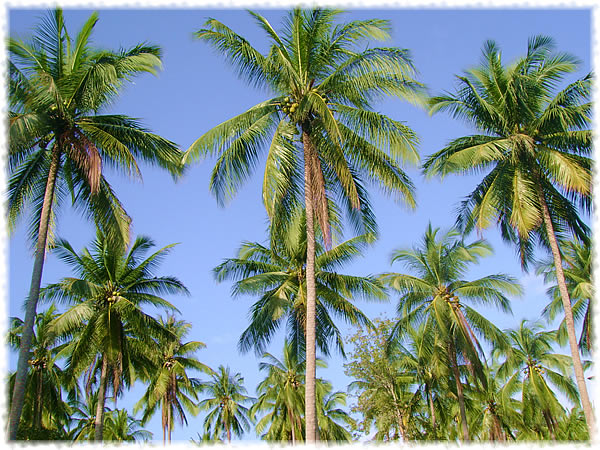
left=107, top=290, right=120, bottom=303
left=28, top=357, right=47, bottom=369
left=280, top=96, right=299, bottom=116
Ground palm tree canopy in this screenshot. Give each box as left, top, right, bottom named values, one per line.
left=8, top=8, right=184, bottom=247
left=214, top=213, right=387, bottom=358
left=198, top=365, right=254, bottom=441
left=382, top=224, right=522, bottom=386
left=44, top=233, right=189, bottom=392
left=423, top=36, right=591, bottom=266
left=185, top=8, right=424, bottom=243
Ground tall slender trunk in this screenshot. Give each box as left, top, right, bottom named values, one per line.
left=426, top=384, right=436, bottom=434
left=168, top=402, right=172, bottom=443
left=227, top=423, right=231, bottom=443
left=448, top=340, right=470, bottom=441
left=288, top=406, right=296, bottom=445
left=539, top=193, right=596, bottom=435
left=302, top=129, right=317, bottom=443
left=34, top=370, right=43, bottom=429
left=94, top=356, right=109, bottom=441
left=8, top=145, right=61, bottom=440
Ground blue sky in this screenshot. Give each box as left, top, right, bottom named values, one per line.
left=4, top=3, right=593, bottom=442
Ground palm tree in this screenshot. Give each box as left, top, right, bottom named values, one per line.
left=494, top=320, right=580, bottom=440
left=251, top=341, right=308, bottom=443
left=198, top=365, right=253, bottom=442
left=103, top=409, right=153, bottom=442
left=8, top=9, right=184, bottom=438
left=423, top=36, right=593, bottom=432
left=186, top=9, right=422, bottom=439
left=381, top=225, right=522, bottom=441
left=45, top=233, right=189, bottom=441
left=214, top=214, right=386, bottom=360
left=135, top=316, right=210, bottom=444
left=7, top=304, right=73, bottom=434
left=315, top=381, right=355, bottom=442
left=537, top=239, right=593, bottom=355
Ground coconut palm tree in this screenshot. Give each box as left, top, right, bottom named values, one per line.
left=198, top=365, right=253, bottom=442
left=214, top=213, right=386, bottom=360
left=423, top=36, right=593, bottom=432
left=103, top=409, right=153, bottom=442
left=381, top=225, right=522, bottom=441
left=44, top=233, right=189, bottom=441
left=7, top=9, right=184, bottom=438
left=251, top=341, right=309, bottom=443
left=315, top=381, right=355, bottom=442
left=134, top=316, right=210, bottom=444
left=7, top=304, right=74, bottom=434
left=494, top=320, right=580, bottom=440
left=537, top=239, right=593, bottom=355
left=186, top=9, right=422, bottom=439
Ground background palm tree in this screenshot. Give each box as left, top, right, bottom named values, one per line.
left=423, top=36, right=593, bottom=432
left=198, top=365, right=253, bottom=442
left=45, top=233, right=189, bottom=441
left=251, top=341, right=309, bottom=443
left=7, top=304, right=73, bottom=435
left=537, top=239, right=593, bottom=355
left=494, top=320, right=580, bottom=440
left=186, top=9, right=422, bottom=439
left=214, top=213, right=386, bottom=360
left=7, top=9, right=184, bottom=438
left=382, top=225, right=522, bottom=441
left=102, top=409, right=153, bottom=442
left=135, top=316, right=210, bottom=443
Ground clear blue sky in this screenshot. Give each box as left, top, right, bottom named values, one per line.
left=5, top=4, right=592, bottom=442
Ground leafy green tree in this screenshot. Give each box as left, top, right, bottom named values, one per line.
left=494, top=320, right=580, bottom=440
left=214, top=214, right=386, bottom=360
left=7, top=305, right=73, bottom=434
left=381, top=225, right=522, bottom=441
left=423, top=36, right=593, bottom=431
left=7, top=9, right=183, bottom=438
left=45, top=233, right=188, bottom=441
left=251, top=341, right=308, bottom=443
left=315, top=381, right=355, bottom=442
left=538, top=239, right=593, bottom=355
left=103, top=409, right=153, bottom=442
left=135, top=316, right=210, bottom=443
left=186, top=9, right=422, bottom=440
left=198, top=366, right=253, bottom=442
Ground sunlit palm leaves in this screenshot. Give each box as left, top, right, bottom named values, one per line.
left=198, top=366, right=253, bottom=442
left=134, top=316, right=210, bottom=443
left=44, top=232, right=189, bottom=441
left=214, top=215, right=386, bottom=359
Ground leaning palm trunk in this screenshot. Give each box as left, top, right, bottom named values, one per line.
left=94, top=356, right=109, bottom=441
left=8, top=145, right=62, bottom=440
left=539, top=193, right=596, bottom=435
left=448, top=340, right=470, bottom=441
left=302, top=131, right=318, bottom=443
left=34, top=370, right=43, bottom=429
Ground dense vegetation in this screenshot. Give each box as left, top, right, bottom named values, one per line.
left=6, top=8, right=592, bottom=443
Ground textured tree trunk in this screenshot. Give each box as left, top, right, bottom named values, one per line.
left=448, top=340, right=470, bottom=441
left=302, top=129, right=317, bottom=443
left=34, top=370, right=43, bottom=429
left=539, top=193, right=596, bottom=435
left=94, top=356, right=109, bottom=441
left=427, top=385, right=436, bottom=434
left=8, top=145, right=61, bottom=440
left=168, top=403, right=172, bottom=443
left=289, top=406, right=296, bottom=445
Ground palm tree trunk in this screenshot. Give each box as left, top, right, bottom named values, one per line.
left=94, top=356, right=109, bottom=441
left=539, top=193, right=596, bottom=435
left=426, top=385, right=436, bottom=434
left=168, top=402, right=172, bottom=443
left=34, top=370, right=43, bottom=429
left=8, top=145, right=61, bottom=440
left=302, top=129, right=317, bottom=443
left=448, top=340, right=470, bottom=441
